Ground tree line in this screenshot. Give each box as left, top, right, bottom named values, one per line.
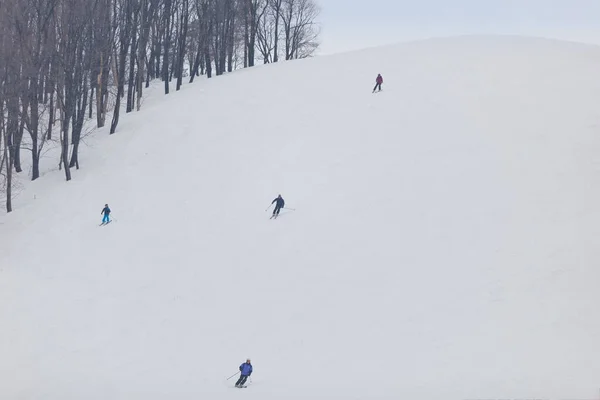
left=0, top=0, right=320, bottom=212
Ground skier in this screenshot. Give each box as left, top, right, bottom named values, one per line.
left=235, top=359, right=253, bottom=388
left=101, top=204, right=111, bottom=224
left=271, top=194, right=285, bottom=218
left=373, top=73, right=383, bottom=93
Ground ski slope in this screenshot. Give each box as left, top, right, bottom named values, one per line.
left=1, top=36, right=600, bottom=400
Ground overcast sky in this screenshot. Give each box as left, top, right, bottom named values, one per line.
left=317, top=0, right=600, bottom=54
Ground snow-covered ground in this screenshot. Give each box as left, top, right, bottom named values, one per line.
left=1, top=36, right=600, bottom=400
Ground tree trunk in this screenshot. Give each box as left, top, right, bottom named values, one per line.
left=189, top=49, right=202, bottom=83
left=176, top=0, right=189, bottom=91
left=14, top=109, right=25, bottom=173
left=59, top=86, right=72, bottom=181
left=96, top=53, right=106, bottom=128
left=4, top=139, right=11, bottom=212
left=61, top=122, right=71, bottom=181
left=88, top=85, right=94, bottom=119
left=6, top=78, right=19, bottom=178
left=111, top=0, right=132, bottom=134
left=32, top=139, right=40, bottom=181
left=4, top=95, right=17, bottom=211
left=248, top=0, right=257, bottom=67
left=29, top=77, right=41, bottom=180
left=126, top=6, right=139, bottom=113
left=244, top=2, right=249, bottom=68
left=203, top=1, right=212, bottom=78
left=163, top=0, right=172, bottom=94
left=227, top=3, right=235, bottom=72
left=137, top=0, right=156, bottom=110
left=154, top=37, right=162, bottom=79
left=47, top=89, right=54, bottom=140
left=273, top=0, right=280, bottom=62
left=70, top=76, right=88, bottom=169
left=110, top=72, right=122, bottom=134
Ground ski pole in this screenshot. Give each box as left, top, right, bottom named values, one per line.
left=265, top=204, right=272, bottom=212
left=283, top=208, right=296, bottom=211
left=226, top=371, right=240, bottom=380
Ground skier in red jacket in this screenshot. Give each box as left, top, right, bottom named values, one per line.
left=373, top=74, right=383, bottom=93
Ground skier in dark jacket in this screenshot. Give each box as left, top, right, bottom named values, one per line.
left=373, top=74, right=383, bottom=93
left=271, top=195, right=285, bottom=217
left=101, top=204, right=111, bottom=224
left=235, top=359, right=253, bottom=387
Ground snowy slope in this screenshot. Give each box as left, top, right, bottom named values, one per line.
left=1, top=36, right=600, bottom=400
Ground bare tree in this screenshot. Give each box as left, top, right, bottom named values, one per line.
left=92, top=0, right=112, bottom=127
left=126, top=0, right=141, bottom=113
left=281, top=0, right=319, bottom=60
left=175, top=0, right=190, bottom=90
left=110, top=0, right=134, bottom=133
left=200, top=0, right=213, bottom=78
left=17, top=0, right=59, bottom=180
left=69, top=5, right=95, bottom=169
left=271, top=0, right=282, bottom=62
left=189, top=0, right=207, bottom=82
left=137, top=0, right=159, bottom=109
left=0, top=0, right=322, bottom=211
left=162, top=0, right=174, bottom=93
left=256, top=0, right=275, bottom=63
left=0, top=0, right=22, bottom=209
left=243, top=0, right=266, bottom=67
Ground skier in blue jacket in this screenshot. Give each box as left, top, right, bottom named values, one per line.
left=235, top=359, right=253, bottom=387
left=271, top=195, right=285, bottom=218
left=101, top=204, right=111, bottom=224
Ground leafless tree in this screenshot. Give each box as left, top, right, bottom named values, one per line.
left=243, top=0, right=267, bottom=67
left=162, top=0, right=174, bottom=93
left=281, top=0, right=319, bottom=60
left=110, top=0, right=134, bottom=133
left=137, top=0, right=159, bottom=109
left=91, top=0, right=112, bottom=127
left=256, top=0, right=275, bottom=63
left=0, top=0, right=321, bottom=211
left=175, top=0, right=190, bottom=90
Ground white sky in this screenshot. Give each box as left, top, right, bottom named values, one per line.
left=317, top=0, right=600, bottom=54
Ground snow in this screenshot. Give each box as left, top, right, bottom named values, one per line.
left=2, top=35, right=600, bottom=399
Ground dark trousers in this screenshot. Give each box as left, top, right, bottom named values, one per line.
left=235, top=375, right=249, bottom=386
left=373, top=83, right=382, bottom=92
left=273, top=206, right=282, bottom=215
